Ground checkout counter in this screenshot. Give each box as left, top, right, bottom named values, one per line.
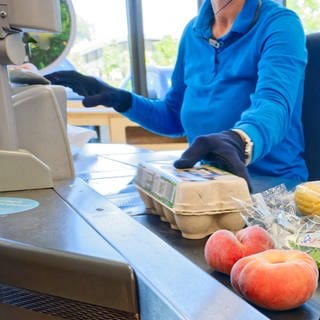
left=0, top=1, right=319, bottom=319
left=1, top=143, right=320, bottom=320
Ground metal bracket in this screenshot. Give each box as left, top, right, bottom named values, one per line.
left=0, top=4, right=21, bottom=39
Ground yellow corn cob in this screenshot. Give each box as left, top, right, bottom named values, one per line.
left=294, top=181, right=320, bottom=215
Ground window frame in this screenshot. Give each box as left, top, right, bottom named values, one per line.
left=125, top=0, right=202, bottom=97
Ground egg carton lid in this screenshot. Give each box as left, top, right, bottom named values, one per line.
left=134, top=161, right=251, bottom=214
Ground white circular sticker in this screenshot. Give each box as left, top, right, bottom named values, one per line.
left=0, top=197, right=39, bottom=215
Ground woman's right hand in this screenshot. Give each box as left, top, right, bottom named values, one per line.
left=44, top=70, right=109, bottom=97
left=45, top=70, right=132, bottom=112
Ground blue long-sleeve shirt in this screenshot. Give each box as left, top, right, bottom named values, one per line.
left=124, top=0, right=308, bottom=181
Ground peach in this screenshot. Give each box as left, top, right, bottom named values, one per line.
left=204, top=225, right=275, bottom=274
left=230, top=249, right=319, bottom=311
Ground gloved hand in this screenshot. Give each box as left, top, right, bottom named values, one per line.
left=174, top=130, right=252, bottom=190
left=45, top=70, right=132, bottom=112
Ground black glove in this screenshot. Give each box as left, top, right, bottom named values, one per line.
left=45, top=70, right=132, bottom=112
left=174, top=130, right=251, bottom=190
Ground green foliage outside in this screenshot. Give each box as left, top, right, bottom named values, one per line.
left=24, top=0, right=72, bottom=69
left=149, top=35, right=178, bottom=66
left=68, top=7, right=179, bottom=86
left=286, top=0, right=320, bottom=33
left=68, top=42, right=129, bottom=86
left=101, top=42, right=130, bottom=84
left=70, top=35, right=178, bottom=87
left=75, top=16, right=93, bottom=42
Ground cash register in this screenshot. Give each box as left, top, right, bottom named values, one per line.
left=0, top=1, right=138, bottom=319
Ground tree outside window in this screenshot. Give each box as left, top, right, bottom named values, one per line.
left=286, top=0, right=320, bottom=34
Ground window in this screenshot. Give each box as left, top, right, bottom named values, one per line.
left=286, top=0, right=320, bottom=33
left=58, top=0, right=199, bottom=99
left=142, top=0, right=198, bottom=67
left=69, top=0, right=130, bottom=86
left=140, top=0, right=197, bottom=97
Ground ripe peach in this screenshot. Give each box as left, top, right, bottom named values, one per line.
left=230, top=249, right=319, bottom=311
left=204, top=225, right=275, bottom=274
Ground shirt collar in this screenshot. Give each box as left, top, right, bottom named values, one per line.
left=193, top=0, right=260, bottom=39
left=193, top=0, right=214, bottom=39
left=232, top=0, right=260, bottom=34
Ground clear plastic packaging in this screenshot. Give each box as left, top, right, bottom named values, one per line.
left=235, top=183, right=320, bottom=267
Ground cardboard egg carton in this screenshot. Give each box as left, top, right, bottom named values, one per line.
left=134, top=161, right=251, bottom=239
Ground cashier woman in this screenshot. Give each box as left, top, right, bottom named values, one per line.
left=46, top=0, right=308, bottom=190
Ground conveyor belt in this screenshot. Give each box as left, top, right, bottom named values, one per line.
left=77, top=144, right=320, bottom=320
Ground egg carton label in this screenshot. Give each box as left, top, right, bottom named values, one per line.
left=134, top=162, right=223, bottom=208
left=135, top=164, right=176, bottom=208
